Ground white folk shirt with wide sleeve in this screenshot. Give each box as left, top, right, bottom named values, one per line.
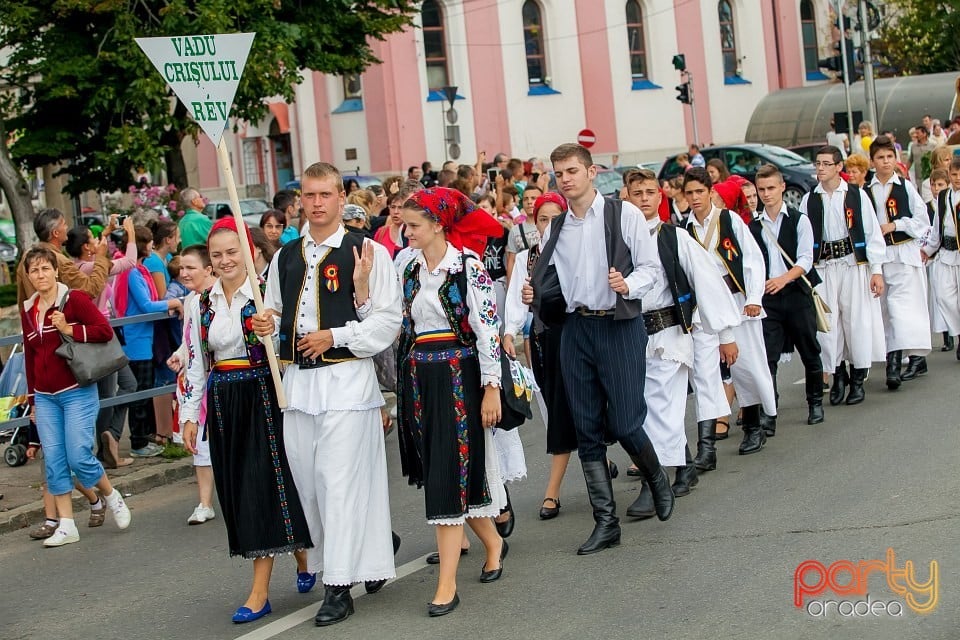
left=263, top=225, right=402, bottom=415
left=686, top=206, right=767, bottom=311
left=541, top=190, right=659, bottom=312
left=503, top=248, right=531, bottom=337
left=180, top=278, right=257, bottom=424
left=868, top=174, right=930, bottom=267
left=396, top=244, right=502, bottom=387
left=799, top=179, right=886, bottom=274
left=642, top=217, right=742, bottom=367
left=758, top=205, right=814, bottom=278
left=929, top=189, right=960, bottom=267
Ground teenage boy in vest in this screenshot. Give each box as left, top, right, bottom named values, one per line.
left=925, top=157, right=960, bottom=360
left=683, top=167, right=777, bottom=452
left=749, top=164, right=824, bottom=427
left=622, top=169, right=741, bottom=511
left=523, top=143, right=673, bottom=556
left=252, top=162, right=402, bottom=626
left=866, top=135, right=932, bottom=384
left=923, top=168, right=953, bottom=356
left=799, top=146, right=887, bottom=406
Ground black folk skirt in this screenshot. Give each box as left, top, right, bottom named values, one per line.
left=530, top=326, right=580, bottom=455
left=206, top=364, right=312, bottom=559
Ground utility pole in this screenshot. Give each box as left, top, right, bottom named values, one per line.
left=859, top=0, right=879, bottom=129
left=835, top=0, right=855, bottom=139
left=672, top=54, right=700, bottom=146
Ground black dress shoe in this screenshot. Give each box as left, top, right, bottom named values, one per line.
left=428, top=593, right=460, bottom=617
left=479, top=539, right=508, bottom=583
left=314, top=585, right=354, bottom=627
left=900, top=356, right=927, bottom=381
left=426, top=548, right=468, bottom=565
left=671, top=465, right=699, bottom=497
left=539, top=497, right=560, bottom=520
left=364, top=579, right=387, bottom=594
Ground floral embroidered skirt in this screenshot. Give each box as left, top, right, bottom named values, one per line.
left=207, top=365, right=312, bottom=558
left=397, top=341, right=505, bottom=523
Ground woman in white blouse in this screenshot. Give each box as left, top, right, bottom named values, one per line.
left=395, top=187, right=509, bottom=617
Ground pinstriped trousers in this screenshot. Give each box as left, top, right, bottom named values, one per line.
left=560, top=314, right=655, bottom=463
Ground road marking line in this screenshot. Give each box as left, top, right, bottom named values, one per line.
left=234, top=553, right=432, bottom=640
left=792, top=377, right=804, bottom=385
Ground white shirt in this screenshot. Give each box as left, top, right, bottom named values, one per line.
left=686, top=206, right=767, bottom=309
left=262, top=226, right=402, bottom=415
left=927, top=188, right=960, bottom=267
left=504, top=249, right=533, bottom=336
left=396, top=244, right=502, bottom=387
left=799, top=179, right=886, bottom=274
left=867, top=174, right=930, bottom=268
left=757, top=204, right=814, bottom=279
left=543, top=190, right=659, bottom=312
left=826, top=131, right=848, bottom=158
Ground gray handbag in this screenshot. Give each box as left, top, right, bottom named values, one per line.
left=54, top=293, right=129, bottom=386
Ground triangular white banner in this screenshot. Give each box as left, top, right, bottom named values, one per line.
left=135, top=33, right=255, bottom=147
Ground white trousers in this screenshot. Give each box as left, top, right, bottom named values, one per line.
left=690, top=328, right=731, bottom=421
left=643, top=356, right=688, bottom=467
left=932, top=260, right=960, bottom=335
left=880, top=262, right=931, bottom=355
left=816, top=261, right=880, bottom=370
left=729, top=318, right=778, bottom=416
left=927, top=261, right=948, bottom=333
left=283, top=408, right=395, bottom=584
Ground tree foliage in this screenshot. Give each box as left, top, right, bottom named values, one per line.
left=872, top=0, right=960, bottom=75
left=0, top=0, right=419, bottom=197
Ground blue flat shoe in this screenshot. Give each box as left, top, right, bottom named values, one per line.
left=232, top=600, right=272, bottom=623
left=297, top=571, right=317, bottom=594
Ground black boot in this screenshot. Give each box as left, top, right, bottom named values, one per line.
left=806, top=371, right=825, bottom=425
left=845, top=368, right=867, bottom=405
left=628, top=446, right=675, bottom=521
left=314, top=585, right=354, bottom=626
left=829, top=364, right=848, bottom=406
left=671, top=446, right=699, bottom=497
left=576, top=459, right=621, bottom=555
left=738, top=405, right=766, bottom=455
left=941, top=332, right=954, bottom=352
left=885, top=351, right=902, bottom=390
left=692, top=419, right=717, bottom=471
left=900, top=356, right=927, bottom=381
left=625, top=481, right=655, bottom=519
left=760, top=409, right=777, bottom=437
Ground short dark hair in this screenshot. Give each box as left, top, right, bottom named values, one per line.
left=456, top=164, right=475, bottom=180
left=624, top=168, right=658, bottom=186
left=915, top=125, right=930, bottom=137
left=407, top=166, right=419, bottom=175
left=180, top=244, right=211, bottom=268
left=259, top=209, right=286, bottom=230
left=64, top=226, right=92, bottom=258
left=683, top=167, right=712, bottom=190
left=421, top=161, right=431, bottom=172
left=550, top=143, right=593, bottom=168
left=23, top=246, right=60, bottom=272
left=437, top=169, right=456, bottom=187
left=869, top=134, right=897, bottom=159
left=930, top=168, right=950, bottom=184
left=506, top=158, right=523, bottom=173
left=950, top=156, right=960, bottom=172
left=754, top=163, right=783, bottom=182
left=272, top=189, right=297, bottom=211
left=815, top=145, right=843, bottom=165
left=152, top=219, right=178, bottom=246
left=522, top=184, right=544, bottom=197
left=34, top=208, right=64, bottom=242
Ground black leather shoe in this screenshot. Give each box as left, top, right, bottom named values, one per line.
left=885, top=351, right=902, bottom=390
left=539, top=498, right=560, bottom=520
left=900, top=356, right=927, bottom=381
left=479, top=539, right=508, bottom=583
left=576, top=460, right=621, bottom=555
left=494, top=507, right=515, bottom=538
left=364, top=579, right=387, bottom=594
left=314, top=585, right=354, bottom=627
left=392, top=531, right=401, bottom=555
left=428, top=593, right=460, bottom=617
left=625, top=481, right=655, bottom=519
left=941, top=333, right=954, bottom=352
left=846, top=368, right=867, bottom=405
left=692, top=420, right=717, bottom=471
left=807, top=402, right=824, bottom=425
left=760, top=410, right=777, bottom=437
left=738, top=405, right=766, bottom=455
left=426, top=548, right=468, bottom=565
left=671, top=465, right=699, bottom=497
left=829, top=364, right=848, bottom=406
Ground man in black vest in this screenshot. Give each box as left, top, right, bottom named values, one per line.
left=866, top=135, right=932, bottom=384
left=927, top=158, right=960, bottom=357
left=523, top=144, right=672, bottom=555
left=799, top=146, right=886, bottom=406
left=749, top=164, right=824, bottom=427
left=622, top=169, right=741, bottom=507
left=253, top=162, right=402, bottom=626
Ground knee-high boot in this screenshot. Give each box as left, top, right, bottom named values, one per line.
left=626, top=446, right=675, bottom=521
left=806, top=370, right=825, bottom=424
left=692, top=419, right=717, bottom=471
left=738, top=404, right=766, bottom=455
left=576, top=459, right=621, bottom=555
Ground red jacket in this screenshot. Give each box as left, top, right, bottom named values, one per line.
left=21, top=285, right=115, bottom=401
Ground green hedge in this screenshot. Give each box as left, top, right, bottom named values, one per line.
left=0, top=284, right=17, bottom=308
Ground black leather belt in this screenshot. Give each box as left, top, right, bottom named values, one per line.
left=721, top=274, right=740, bottom=294
left=819, top=237, right=853, bottom=261
left=944, top=236, right=959, bottom=251
left=643, top=305, right=681, bottom=335
left=292, top=349, right=324, bottom=369
left=575, top=306, right=615, bottom=318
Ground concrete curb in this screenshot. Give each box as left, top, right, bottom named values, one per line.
left=0, top=457, right=194, bottom=536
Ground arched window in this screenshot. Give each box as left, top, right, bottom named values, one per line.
left=718, top=0, right=737, bottom=78
left=800, top=0, right=819, bottom=75
left=625, top=0, right=647, bottom=80
left=422, top=0, right=449, bottom=90
left=523, top=0, right=547, bottom=85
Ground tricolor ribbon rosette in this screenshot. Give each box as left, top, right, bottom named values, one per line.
left=324, top=264, right=339, bottom=292
left=721, top=237, right=739, bottom=261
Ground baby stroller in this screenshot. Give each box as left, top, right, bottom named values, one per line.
left=0, top=347, right=31, bottom=467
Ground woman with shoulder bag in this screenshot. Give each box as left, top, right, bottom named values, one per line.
left=20, top=246, right=132, bottom=547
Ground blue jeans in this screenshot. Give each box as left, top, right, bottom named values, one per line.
left=35, top=385, right=104, bottom=495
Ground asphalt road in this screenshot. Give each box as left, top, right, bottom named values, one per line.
left=1, top=350, right=957, bottom=640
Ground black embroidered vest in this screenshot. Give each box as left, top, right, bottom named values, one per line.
left=686, top=209, right=746, bottom=294
left=748, top=208, right=822, bottom=291
left=656, top=223, right=696, bottom=332
left=198, top=281, right=268, bottom=367
left=805, top=185, right=868, bottom=264
left=276, top=233, right=362, bottom=365
left=937, top=189, right=960, bottom=247
left=865, top=179, right=912, bottom=246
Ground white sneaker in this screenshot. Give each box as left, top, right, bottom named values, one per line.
left=105, top=491, right=132, bottom=529
left=187, top=504, right=216, bottom=525
left=43, top=527, right=80, bottom=547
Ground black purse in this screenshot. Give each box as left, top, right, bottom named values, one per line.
left=53, top=292, right=129, bottom=386
left=495, top=353, right=533, bottom=431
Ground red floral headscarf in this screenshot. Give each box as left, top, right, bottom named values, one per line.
left=408, top=187, right=504, bottom=255
left=713, top=177, right=752, bottom=224
left=208, top=215, right=255, bottom=256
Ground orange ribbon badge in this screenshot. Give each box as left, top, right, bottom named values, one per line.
left=845, top=207, right=854, bottom=229
left=721, top=237, right=739, bottom=261
left=324, top=264, right=339, bottom=292
left=886, top=197, right=898, bottom=220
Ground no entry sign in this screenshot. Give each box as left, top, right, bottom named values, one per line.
left=577, top=129, right=597, bottom=148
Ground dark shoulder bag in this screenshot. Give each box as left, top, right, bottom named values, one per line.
left=54, top=292, right=129, bottom=386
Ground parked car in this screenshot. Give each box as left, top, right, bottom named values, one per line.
left=787, top=143, right=827, bottom=164
left=594, top=168, right=624, bottom=197
left=657, top=143, right=818, bottom=208
left=0, top=220, right=19, bottom=266
left=202, top=199, right=272, bottom=227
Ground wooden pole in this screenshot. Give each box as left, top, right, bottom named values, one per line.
left=215, top=137, right=287, bottom=408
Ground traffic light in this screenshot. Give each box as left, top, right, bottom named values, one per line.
left=672, top=54, right=686, bottom=72
left=675, top=82, right=691, bottom=104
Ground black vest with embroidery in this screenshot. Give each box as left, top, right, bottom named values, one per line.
left=686, top=209, right=746, bottom=294
left=656, top=223, right=696, bottom=332
left=865, top=179, right=912, bottom=246
left=805, top=185, right=868, bottom=264
left=198, top=281, right=268, bottom=367
left=748, top=209, right=822, bottom=291
left=937, top=190, right=960, bottom=248
left=276, top=233, right=362, bottom=365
